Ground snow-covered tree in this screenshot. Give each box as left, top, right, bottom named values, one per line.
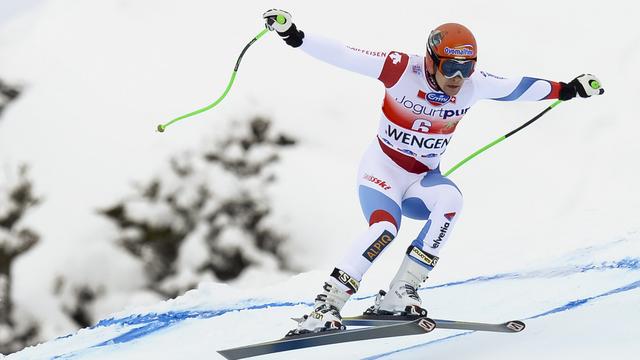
left=101, top=116, right=297, bottom=297
left=0, top=165, right=40, bottom=354
left=0, top=79, right=21, bottom=119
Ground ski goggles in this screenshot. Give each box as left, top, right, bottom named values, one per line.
left=437, top=58, right=476, bottom=79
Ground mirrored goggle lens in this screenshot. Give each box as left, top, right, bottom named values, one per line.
left=440, top=59, right=475, bottom=78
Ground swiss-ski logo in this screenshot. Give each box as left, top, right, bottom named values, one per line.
left=418, top=90, right=451, bottom=106
left=363, top=173, right=392, bottom=190
left=444, top=212, right=456, bottom=221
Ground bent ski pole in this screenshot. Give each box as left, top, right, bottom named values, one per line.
left=444, top=99, right=563, bottom=176
left=157, top=15, right=287, bottom=133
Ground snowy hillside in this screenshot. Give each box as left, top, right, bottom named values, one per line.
left=0, top=0, right=639, bottom=357
left=9, top=235, right=640, bottom=359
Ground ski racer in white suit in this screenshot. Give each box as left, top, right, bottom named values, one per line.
left=262, top=9, right=605, bottom=336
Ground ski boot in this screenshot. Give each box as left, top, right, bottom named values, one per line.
left=286, top=303, right=345, bottom=337
left=364, top=285, right=428, bottom=318
left=365, top=247, right=436, bottom=317
left=286, top=268, right=359, bottom=337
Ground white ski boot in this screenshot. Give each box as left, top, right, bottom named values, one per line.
left=369, top=247, right=437, bottom=317
left=287, top=268, right=359, bottom=336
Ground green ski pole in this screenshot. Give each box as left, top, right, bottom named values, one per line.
left=444, top=99, right=563, bottom=177
left=444, top=79, right=604, bottom=176
left=157, top=15, right=287, bottom=133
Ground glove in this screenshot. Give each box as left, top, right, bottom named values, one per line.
left=263, top=9, right=305, bottom=48
left=559, top=74, right=605, bottom=100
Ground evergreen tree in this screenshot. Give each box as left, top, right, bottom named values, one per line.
left=102, top=116, right=297, bottom=297
left=0, top=166, right=41, bottom=354
left=0, top=79, right=21, bottom=119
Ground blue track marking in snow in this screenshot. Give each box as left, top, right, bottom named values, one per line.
left=92, top=301, right=312, bottom=345
left=351, top=257, right=640, bottom=301
left=363, top=278, right=640, bottom=359
left=50, top=251, right=640, bottom=359
left=52, top=301, right=313, bottom=359
left=526, top=279, right=640, bottom=320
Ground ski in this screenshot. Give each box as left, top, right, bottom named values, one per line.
left=342, top=314, right=526, bottom=333
left=217, top=317, right=436, bottom=360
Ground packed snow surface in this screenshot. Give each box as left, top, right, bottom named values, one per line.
left=9, top=236, right=640, bottom=359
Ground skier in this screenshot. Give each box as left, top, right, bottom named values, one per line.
left=262, top=9, right=604, bottom=336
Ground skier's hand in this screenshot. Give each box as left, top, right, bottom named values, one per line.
left=559, top=74, right=605, bottom=100
left=263, top=9, right=293, bottom=32
left=263, top=9, right=304, bottom=48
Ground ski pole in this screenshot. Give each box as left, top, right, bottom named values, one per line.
left=157, top=15, right=287, bottom=133
left=443, top=99, right=563, bottom=176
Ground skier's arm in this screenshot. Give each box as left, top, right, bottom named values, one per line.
left=472, top=71, right=562, bottom=101
left=299, top=34, right=387, bottom=79
left=263, top=9, right=386, bottom=79
left=473, top=71, right=605, bottom=102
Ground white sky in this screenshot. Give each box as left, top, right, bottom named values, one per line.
left=0, top=0, right=42, bottom=26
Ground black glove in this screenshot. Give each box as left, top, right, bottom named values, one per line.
left=263, top=9, right=305, bottom=48
left=559, top=74, right=605, bottom=100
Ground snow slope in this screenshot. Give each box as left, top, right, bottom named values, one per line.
left=8, top=235, right=640, bottom=359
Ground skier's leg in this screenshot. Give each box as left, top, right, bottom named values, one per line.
left=334, top=141, right=424, bottom=286
left=293, top=185, right=402, bottom=333
left=291, top=142, right=419, bottom=334
left=334, top=185, right=402, bottom=281
left=378, top=168, right=463, bottom=315
left=404, top=169, right=463, bottom=255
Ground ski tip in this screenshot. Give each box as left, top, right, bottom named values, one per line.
left=504, top=320, right=526, bottom=332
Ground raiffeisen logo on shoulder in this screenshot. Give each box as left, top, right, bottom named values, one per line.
left=444, top=45, right=474, bottom=57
